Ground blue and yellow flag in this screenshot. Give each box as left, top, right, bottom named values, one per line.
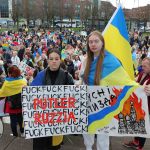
left=100, top=51, right=136, bottom=86
left=2, top=43, right=9, bottom=51
left=88, top=86, right=138, bottom=132
left=87, top=5, right=139, bottom=132
left=0, top=77, right=27, bottom=97
left=103, top=5, right=134, bottom=80
left=87, top=51, right=139, bottom=132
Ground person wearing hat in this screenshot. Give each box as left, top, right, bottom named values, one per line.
left=73, top=54, right=81, bottom=70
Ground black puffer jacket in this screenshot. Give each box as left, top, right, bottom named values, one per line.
left=44, top=67, right=74, bottom=85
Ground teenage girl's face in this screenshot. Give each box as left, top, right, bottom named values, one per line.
left=48, top=52, right=61, bottom=71
left=88, top=34, right=103, bottom=57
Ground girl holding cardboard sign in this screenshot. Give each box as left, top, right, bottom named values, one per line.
left=79, top=31, right=138, bottom=150
left=31, top=48, right=74, bottom=150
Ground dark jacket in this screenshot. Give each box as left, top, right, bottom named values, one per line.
left=18, top=48, right=25, bottom=61
left=43, top=59, right=48, bottom=69
left=31, top=68, right=74, bottom=86
left=66, top=61, right=75, bottom=79
left=31, top=67, right=74, bottom=150
left=26, top=59, right=34, bottom=68
left=137, top=72, right=150, bottom=112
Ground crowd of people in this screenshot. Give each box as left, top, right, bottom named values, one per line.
left=0, top=27, right=150, bottom=150
left=0, top=28, right=87, bottom=86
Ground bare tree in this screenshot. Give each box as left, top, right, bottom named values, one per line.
left=80, top=0, right=92, bottom=28
left=33, top=0, right=44, bottom=24
left=126, top=5, right=150, bottom=31
left=139, top=6, right=149, bottom=31
left=59, top=0, right=64, bottom=30
left=67, top=0, right=76, bottom=28
left=43, top=0, right=57, bottom=28
left=11, top=0, right=20, bottom=29
left=99, top=1, right=115, bottom=26
left=22, top=0, right=30, bottom=26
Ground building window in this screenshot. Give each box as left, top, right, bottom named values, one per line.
left=0, top=0, right=9, bottom=18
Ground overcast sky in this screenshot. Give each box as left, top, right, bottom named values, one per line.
left=104, top=0, right=150, bottom=9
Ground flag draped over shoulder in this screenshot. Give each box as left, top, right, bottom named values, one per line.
left=88, top=86, right=138, bottom=133
left=100, top=51, right=137, bottom=86
left=0, top=77, right=27, bottom=97
left=88, top=51, right=139, bottom=132
left=103, top=5, right=134, bottom=80
left=87, top=5, right=139, bottom=133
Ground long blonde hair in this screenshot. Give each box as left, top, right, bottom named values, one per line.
left=84, top=31, right=105, bottom=85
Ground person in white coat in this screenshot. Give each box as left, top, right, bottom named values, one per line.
left=11, top=50, right=20, bottom=67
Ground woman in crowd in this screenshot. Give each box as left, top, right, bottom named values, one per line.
left=31, top=48, right=74, bottom=150
left=0, top=67, right=5, bottom=88
left=34, top=51, right=42, bottom=67
left=123, top=57, right=150, bottom=150
left=73, top=54, right=81, bottom=70
left=80, top=30, right=137, bottom=150
left=0, top=65, right=27, bottom=137
left=64, top=58, right=75, bottom=78
left=23, top=52, right=34, bottom=68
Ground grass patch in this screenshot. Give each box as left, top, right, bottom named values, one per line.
left=68, top=27, right=84, bottom=32
left=142, top=32, right=150, bottom=36
left=0, top=27, right=18, bottom=32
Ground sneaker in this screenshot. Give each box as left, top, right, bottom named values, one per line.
left=20, top=133, right=25, bottom=138
left=136, top=147, right=143, bottom=150
left=10, top=133, right=18, bottom=137
left=123, top=141, right=139, bottom=149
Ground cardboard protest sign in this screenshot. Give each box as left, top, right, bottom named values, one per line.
left=87, top=86, right=150, bottom=137
left=22, top=85, right=150, bottom=138
left=19, top=61, right=34, bottom=76
left=22, top=85, right=87, bottom=139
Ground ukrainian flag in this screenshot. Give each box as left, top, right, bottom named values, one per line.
left=0, top=77, right=27, bottom=97
left=88, top=5, right=139, bottom=133
left=2, top=43, right=9, bottom=51
left=88, top=51, right=139, bottom=132
left=103, top=5, right=134, bottom=80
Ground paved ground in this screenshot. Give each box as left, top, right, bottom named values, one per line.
left=0, top=117, right=150, bottom=150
